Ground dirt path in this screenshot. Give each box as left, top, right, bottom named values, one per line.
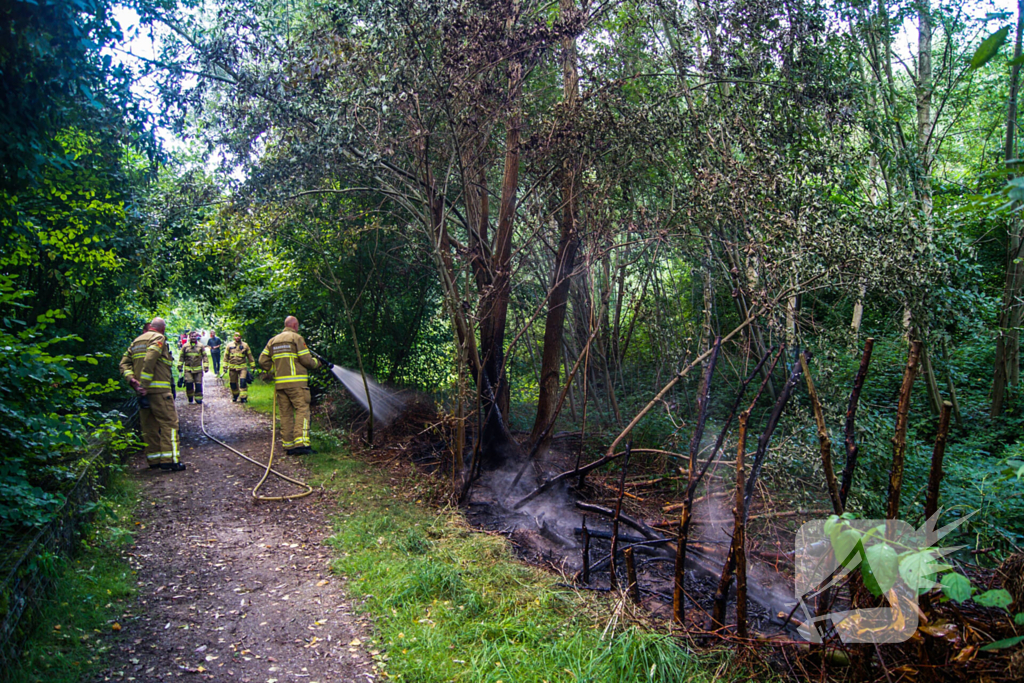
left=93, top=376, right=374, bottom=683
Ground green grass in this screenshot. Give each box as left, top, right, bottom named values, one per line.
left=8, top=473, right=139, bottom=683
left=245, top=381, right=766, bottom=682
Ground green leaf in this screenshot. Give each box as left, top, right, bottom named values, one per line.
left=823, top=515, right=840, bottom=536
left=979, top=635, right=1024, bottom=651
left=974, top=589, right=1013, bottom=609
left=971, top=26, right=1011, bottom=70
left=831, top=528, right=863, bottom=569
left=862, top=543, right=900, bottom=596
left=1012, top=54, right=1024, bottom=67
left=1014, top=612, right=1024, bottom=626
left=900, top=550, right=941, bottom=595
left=940, top=572, right=973, bottom=603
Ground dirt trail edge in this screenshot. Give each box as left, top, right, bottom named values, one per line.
left=93, top=376, right=373, bottom=683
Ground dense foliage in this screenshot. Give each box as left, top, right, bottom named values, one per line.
left=0, top=0, right=168, bottom=535
left=142, top=0, right=1024, bottom=553
left=5, top=0, right=1024, bottom=567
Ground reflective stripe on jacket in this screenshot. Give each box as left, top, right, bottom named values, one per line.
left=225, top=341, right=255, bottom=369
left=120, top=331, right=175, bottom=394
left=179, top=343, right=208, bottom=372
left=258, top=328, right=319, bottom=387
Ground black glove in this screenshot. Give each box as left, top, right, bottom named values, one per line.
left=139, top=395, right=150, bottom=410
left=177, top=376, right=185, bottom=388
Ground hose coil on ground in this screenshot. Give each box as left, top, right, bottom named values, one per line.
left=199, top=385, right=313, bottom=502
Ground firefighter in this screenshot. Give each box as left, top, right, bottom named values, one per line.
left=119, top=317, right=184, bottom=471
left=259, top=316, right=320, bottom=455
left=178, top=331, right=210, bottom=404
left=223, top=332, right=256, bottom=403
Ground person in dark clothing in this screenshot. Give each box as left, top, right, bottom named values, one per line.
left=208, top=331, right=223, bottom=374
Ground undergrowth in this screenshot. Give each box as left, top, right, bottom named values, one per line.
left=8, top=472, right=138, bottom=683
left=246, top=381, right=766, bottom=682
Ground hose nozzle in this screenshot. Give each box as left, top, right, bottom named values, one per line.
left=310, top=349, right=334, bottom=370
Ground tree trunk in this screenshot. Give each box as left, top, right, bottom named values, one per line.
left=993, top=0, right=1024, bottom=417
left=529, top=0, right=582, bottom=447
left=477, top=11, right=523, bottom=458
left=916, top=0, right=933, bottom=216
left=887, top=341, right=921, bottom=520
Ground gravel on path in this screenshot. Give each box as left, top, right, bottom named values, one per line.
left=91, top=375, right=374, bottom=683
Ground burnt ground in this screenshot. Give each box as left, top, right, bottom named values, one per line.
left=90, top=376, right=375, bottom=683
left=460, top=438, right=794, bottom=634
left=356, top=407, right=799, bottom=634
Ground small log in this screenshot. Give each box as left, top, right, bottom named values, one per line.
left=609, top=444, right=632, bottom=591
left=924, top=401, right=953, bottom=542
left=514, top=450, right=628, bottom=510
left=799, top=352, right=843, bottom=515
left=840, top=338, right=874, bottom=510
left=625, top=547, right=640, bottom=603
left=573, top=528, right=647, bottom=544
left=588, top=538, right=678, bottom=574
left=574, top=502, right=665, bottom=540
left=513, top=449, right=723, bottom=510
left=887, top=340, right=921, bottom=520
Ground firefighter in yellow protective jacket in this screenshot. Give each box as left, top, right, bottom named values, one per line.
left=223, top=332, right=256, bottom=403
left=178, top=331, right=210, bottom=404
left=259, top=316, right=320, bottom=455
left=119, top=317, right=184, bottom=471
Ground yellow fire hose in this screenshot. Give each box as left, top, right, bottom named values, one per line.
left=200, top=378, right=313, bottom=502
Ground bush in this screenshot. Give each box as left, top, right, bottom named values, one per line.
left=0, top=277, right=136, bottom=537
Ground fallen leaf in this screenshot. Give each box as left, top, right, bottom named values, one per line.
left=919, top=622, right=957, bottom=640
left=952, top=645, right=977, bottom=663
left=112, top=622, right=122, bottom=632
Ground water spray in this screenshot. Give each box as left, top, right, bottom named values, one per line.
left=309, top=351, right=405, bottom=430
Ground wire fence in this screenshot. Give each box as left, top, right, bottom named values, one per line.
left=0, top=396, right=141, bottom=676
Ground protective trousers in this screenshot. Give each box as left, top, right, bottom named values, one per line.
left=182, top=370, right=204, bottom=403
left=228, top=368, right=249, bottom=401
left=275, top=385, right=311, bottom=450
left=142, top=393, right=180, bottom=465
